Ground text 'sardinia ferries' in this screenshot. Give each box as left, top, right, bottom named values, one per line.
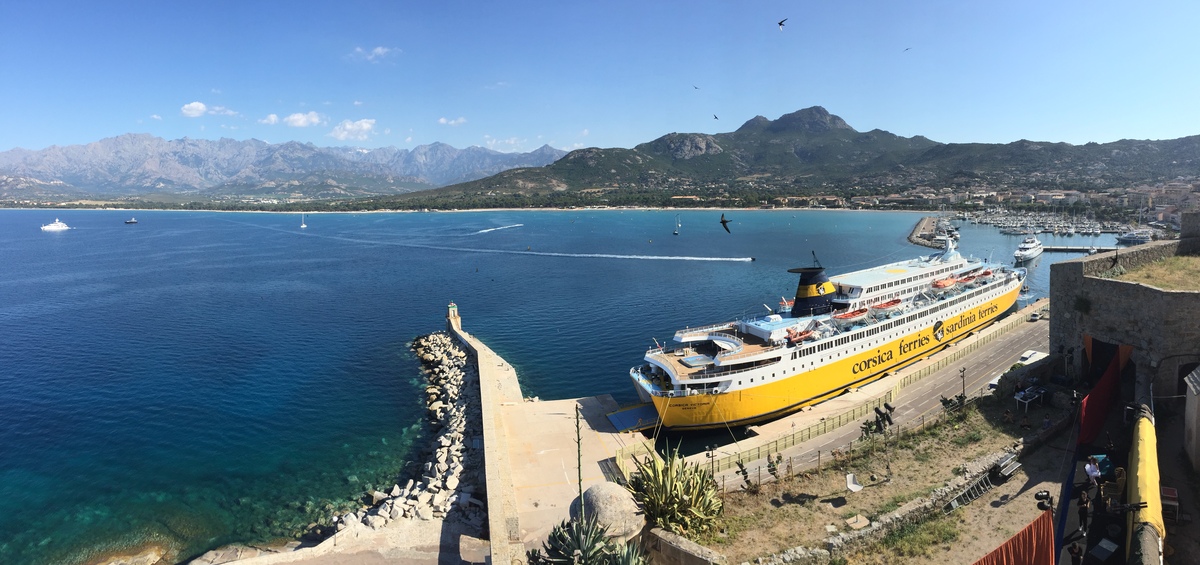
left=629, top=238, right=1025, bottom=430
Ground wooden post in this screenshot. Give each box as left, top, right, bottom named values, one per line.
left=817, top=450, right=821, bottom=474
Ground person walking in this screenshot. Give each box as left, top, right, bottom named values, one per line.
left=1068, top=542, right=1084, bottom=565
left=1085, top=456, right=1102, bottom=492
left=1077, top=490, right=1091, bottom=536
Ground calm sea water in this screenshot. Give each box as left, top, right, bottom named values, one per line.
left=0, top=209, right=1108, bottom=564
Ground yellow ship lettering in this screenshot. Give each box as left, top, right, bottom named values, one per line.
left=898, top=334, right=930, bottom=355
left=943, top=312, right=978, bottom=335
left=852, top=349, right=894, bottom=374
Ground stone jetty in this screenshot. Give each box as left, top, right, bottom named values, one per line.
left=907, top=216, right=943, bottom=249
left=186, top=331, right=486, bottom=565
left=333, top=331, right=486, bottom=530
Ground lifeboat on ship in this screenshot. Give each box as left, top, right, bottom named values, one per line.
left=786, top=327, right=815, bottom=344
left=870, top=298, right=903, bottom=313
left=931, top=277, right=957, bottom=291
left=831, top=308, right=869, bottom=325
left=957, top=275, right=976, bottom=285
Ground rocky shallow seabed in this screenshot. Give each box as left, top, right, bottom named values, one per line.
left=186, top=331, right=486, bottom=565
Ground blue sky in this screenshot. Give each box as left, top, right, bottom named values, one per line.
left=2, top=1, right=1198, bottom=152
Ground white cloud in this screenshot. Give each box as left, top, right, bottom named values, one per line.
left=181, top=101, right=207, bottom=117
left=258, top=114, right=279, bottom=125
left=328, top=118, right=376, bottom=141
left=484, top=81, right=510, bottom=90
left=283, top=111, right=323, bottom=127
left=150, top=114, right=162, bottom=120
left=352, top=46, right=397, bottom=62
left=484, top=135, right=523, bottom=151
left=211, top=88, right=222, bottom=94
left=438, top=116, right=467, bottom=126
left=353, top=100, right=363, bottom=106
left=208, top=105, right=237, bottom=116
left=580, top=129, right=589, bottom=137
left=404, top=136, right=412, bottom=143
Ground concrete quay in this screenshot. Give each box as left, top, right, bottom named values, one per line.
left=447, top=306, right=653, bottom=563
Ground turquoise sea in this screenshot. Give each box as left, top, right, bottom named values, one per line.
left=0, top=209, right=1107, bottom=564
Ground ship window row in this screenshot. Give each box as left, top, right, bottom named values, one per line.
left=862, top=266, right=954, bottom=294
left=789, top=284, right=995, bottom=361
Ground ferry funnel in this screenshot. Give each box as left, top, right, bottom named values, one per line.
left=786, top=266, right=835, bottom=317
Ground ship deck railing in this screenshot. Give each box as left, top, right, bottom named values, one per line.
left=673, top=322, right=736, bottom=341
left=716, top=341, right=787, bottom=363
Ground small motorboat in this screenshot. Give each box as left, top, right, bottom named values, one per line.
left=125, top=217, right=138, bottom=224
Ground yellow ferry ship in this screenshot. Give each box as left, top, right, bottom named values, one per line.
left=629, top=238, right=1025, bottom=430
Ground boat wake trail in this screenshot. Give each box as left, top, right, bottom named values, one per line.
left=472, top=224, right=523, bottom=234
left=242, top=221, right=752, bottom=261
left=359, top=239, right=752, bottom=261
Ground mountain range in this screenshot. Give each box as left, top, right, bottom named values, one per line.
left=400, top=106, right=1200, bottom=208
left=0, top=134, right=566, bottom=200
left=4, top=107, right=1199, bottom=208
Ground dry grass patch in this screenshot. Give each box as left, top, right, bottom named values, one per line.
left=1113, top=255, right=1200, bottom=290
left=697, top=400, right=1037, bottom=565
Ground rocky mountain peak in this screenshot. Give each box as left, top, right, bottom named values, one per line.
left=768, top=106, right=854, bottom=134
left=644, top=133, right=724, bottom=160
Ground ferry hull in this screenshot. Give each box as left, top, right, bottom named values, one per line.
left=650, top=284, right=1021, bottom=430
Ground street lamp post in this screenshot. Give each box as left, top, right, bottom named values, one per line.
left=959, top=367, right=966, bottom=405
left=707, top=445, right=715, bottom=479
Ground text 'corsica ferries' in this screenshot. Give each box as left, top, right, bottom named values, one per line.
left=629, top=238, right=1025, bottom=430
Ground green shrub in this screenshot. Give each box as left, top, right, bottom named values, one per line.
left=627, top=446, right=723, bottom=536
left=526, top=515, right=646, bottom=565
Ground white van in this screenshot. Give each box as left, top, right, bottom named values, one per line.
left=1019, top=350, right=1048, bottom=364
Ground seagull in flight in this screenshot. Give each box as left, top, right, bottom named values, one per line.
left=693, top=85, right=700, bottom=90
left=720, top=213, right=732, bottom=233
left=903, top=47, right=912, bottom=52
left=713, top=114, right=719, bottom=120
left=778, top=18, right=787, bottom=31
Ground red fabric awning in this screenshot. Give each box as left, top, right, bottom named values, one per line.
left=972, top=508, right=1056, bottom=565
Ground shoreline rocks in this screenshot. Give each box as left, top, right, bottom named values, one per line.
left=334, top=331, right=486, bottom=532
left=187, top=331, right=486, bottom=564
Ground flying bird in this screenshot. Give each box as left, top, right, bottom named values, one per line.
left=903, top=47, right=911, bottom=52
left=713, top=114, right=719, bottom=120
left=778, top=18, right=787, bottom=31
left=720, top=213, right=731, bottom=233
left=693, top=85, right=700, bottom=90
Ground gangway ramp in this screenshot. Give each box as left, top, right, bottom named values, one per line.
left=607, top=402, right=660, bottom=433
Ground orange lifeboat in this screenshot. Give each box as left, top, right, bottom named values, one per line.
left=786, top=327, right=814, bottom=344
left=932, top=277, right=957, bottom=290
left=957, top=275, right=976, bottom=285
left=870, top=298, right=903, bottom=312
left=831, top=308, right=869, bottom=324
left=779, top=298, right=794, bottom=308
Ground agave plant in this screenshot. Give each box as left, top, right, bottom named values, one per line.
left=626, top=446, right=723, bottom=536
left=526, top=515, right=646, bottom=565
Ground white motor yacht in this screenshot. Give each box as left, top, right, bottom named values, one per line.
left=41, top=218, right=70, bottom=232
left=1013, top=236, right=1043, bottom=262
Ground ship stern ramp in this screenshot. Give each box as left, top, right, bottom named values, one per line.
left=607, top=402, right=660, bottom=433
